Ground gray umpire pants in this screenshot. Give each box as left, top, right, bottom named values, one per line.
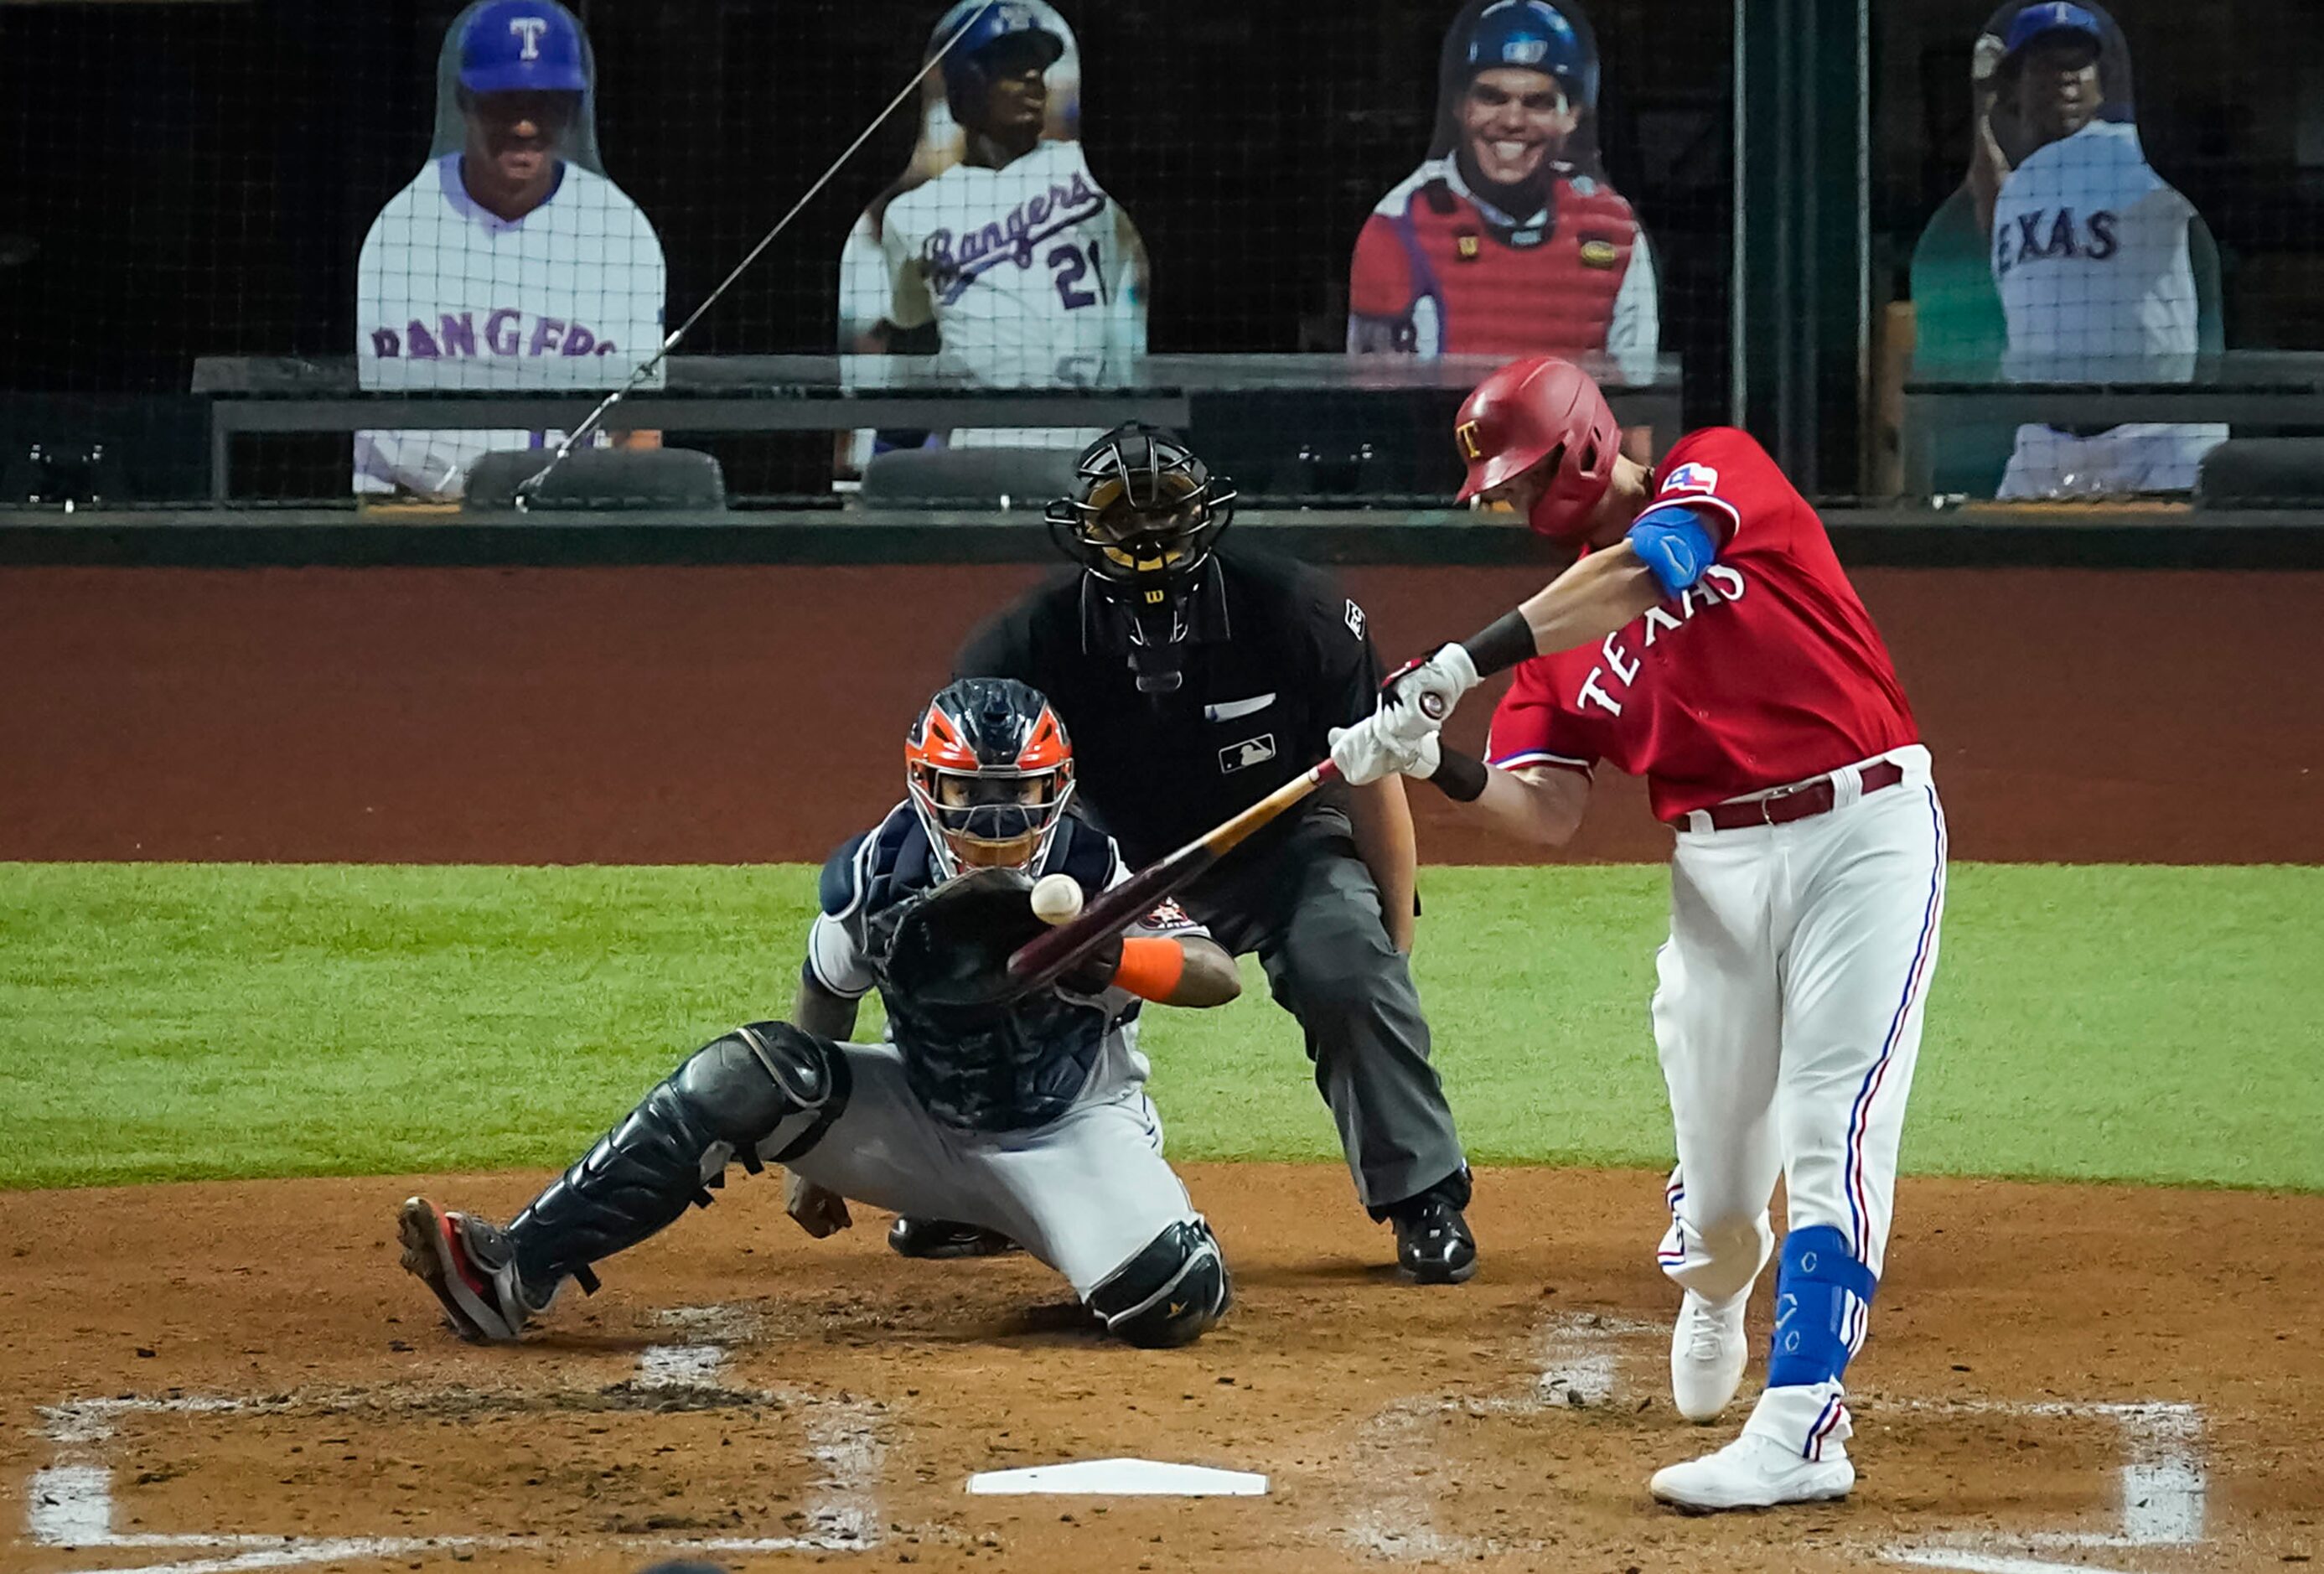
left=1181, top=807, right=1467, bottom=1214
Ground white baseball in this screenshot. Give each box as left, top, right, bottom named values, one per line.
left=1029, top=872, right=1085, bottom=926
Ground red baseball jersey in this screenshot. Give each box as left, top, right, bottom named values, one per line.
left=1348, top=161, right=1643, bottom=357
left=1485, top=427, right=1918, bottom=821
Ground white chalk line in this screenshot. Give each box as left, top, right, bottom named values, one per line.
left=1885, top=1554, right=2143, bottom=1574
left=20, top=1316, right=2218, bottom=1574
left=1343, top=1311, right=1649, bottom=1560
left=1330, top=1313, right=2210, bottom=1571
left=1879, top=1398, right=2206, bottom=1574
left=650, top=1301, right=765, bottom=1344
left=22, top=1337, right=882, bottom=1571
left=636, top=1342, right=728, bottom=1389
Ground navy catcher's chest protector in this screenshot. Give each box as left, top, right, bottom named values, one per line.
left=833, top=807, right=1121, bottom=1132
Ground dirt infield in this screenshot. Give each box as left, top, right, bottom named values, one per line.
left=3, top=564, right=2320, bottom=864
left=3, top=564, right=2321, bottom=1569
left=1, top=1164, right=2315, bottom=1574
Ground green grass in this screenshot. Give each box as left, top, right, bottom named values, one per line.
left=1, top=862, right=2317, bottom=1192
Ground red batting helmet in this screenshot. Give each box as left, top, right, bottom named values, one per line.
left=1452, top=355, right=1621, bottom=541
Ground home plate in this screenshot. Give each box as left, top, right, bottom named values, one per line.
left=967, top=1458, right=1268, bottom=1496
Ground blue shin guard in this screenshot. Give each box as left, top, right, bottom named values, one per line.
left=1767, top=1226, right=1878, bottom=1389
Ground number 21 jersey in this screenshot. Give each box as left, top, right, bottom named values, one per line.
left=877, top=138, right=1142, bottom=388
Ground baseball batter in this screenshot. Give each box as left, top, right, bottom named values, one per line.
left=1348, top=0, right=1657, bottom=384
left=399, top=679, right=1240, bottom=1349
left=1330, top=356, right=1944, bottom=1511
left=355, top=0, right=665, bottom=500
left=864, top=1, right=1147, bottom=452
left=1985, top=3, right=2223, bottom=497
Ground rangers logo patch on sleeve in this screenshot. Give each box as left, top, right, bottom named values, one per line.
left=1659, top=462, right=1719, bottom=496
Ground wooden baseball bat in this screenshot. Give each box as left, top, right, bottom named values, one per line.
left=1004, top=759, right=1343, bottom=997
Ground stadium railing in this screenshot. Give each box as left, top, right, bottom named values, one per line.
left=188, top=353, right=1684, bottom=510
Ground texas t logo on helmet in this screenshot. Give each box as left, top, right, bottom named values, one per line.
left=1452, top=354, right=1620, bottom=541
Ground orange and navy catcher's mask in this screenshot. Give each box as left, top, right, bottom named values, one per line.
left=905, top=677, right=1076, bottom=878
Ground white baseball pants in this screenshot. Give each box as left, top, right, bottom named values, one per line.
left=1651, top=744, right=1947, bottom=1454
left=780, top=1039, right=1200, bottom=1299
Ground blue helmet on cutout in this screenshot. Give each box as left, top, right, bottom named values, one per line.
left=934, top=2, right=1065, bottom=128
left=2001, top=0, right=2104, bottom=59
left=1464, top=0, right=1598, bottom=111
left=459, top=0, right=587, bottom=95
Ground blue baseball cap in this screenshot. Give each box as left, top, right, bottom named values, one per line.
left=459, top=1, right=587, bottom=95
left=2002, top=2, right=2104, bottom=58
left=1465, top=0, right=1597, bottom=109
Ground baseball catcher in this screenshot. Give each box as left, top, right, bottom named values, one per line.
left=399, top=678, right=1240, bottom=1349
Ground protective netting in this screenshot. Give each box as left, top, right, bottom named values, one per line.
left=10, top=0, right=2310, bottom=511
left=1880, top=0, right=2324, bottom=504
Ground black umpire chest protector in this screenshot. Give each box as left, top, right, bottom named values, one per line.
left=957, top=549, right=1381, bottom=872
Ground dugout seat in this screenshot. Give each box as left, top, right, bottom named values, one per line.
left=859, top=445, right=1079, bottom=509
left=2194, top=438, right=2324, bottom=509
left=461, top=447, right=727, bottom=512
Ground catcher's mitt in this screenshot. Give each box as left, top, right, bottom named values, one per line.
left=880, top=867, right=1050, bottom=1014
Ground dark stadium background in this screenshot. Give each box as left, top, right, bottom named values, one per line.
left=1, top=0, right=2316, bottom=497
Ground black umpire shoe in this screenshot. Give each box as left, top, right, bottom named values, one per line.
left=887, top=1217, right=1022, bottom=1260
left=1390, top=1196, right=1478, bottom=1285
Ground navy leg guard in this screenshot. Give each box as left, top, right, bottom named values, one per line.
left=506, top=1023, right=848, bottom=1299
left=1086, top=1219, right=1232, bottom=1349
left=1767, top=1225, right=1878, bottom=1389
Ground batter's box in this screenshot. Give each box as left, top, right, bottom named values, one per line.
left=1878, top=1400, right=2207, bottom=1574
left=22, top=1353, right=886, bottom=1573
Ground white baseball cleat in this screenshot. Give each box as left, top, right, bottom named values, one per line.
left=1669, top=1290, right=1750, bottom=1422
left=1649, top=1432, right=1854, bottom=1512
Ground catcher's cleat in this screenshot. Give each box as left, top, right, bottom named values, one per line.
left=887, top=1216, right=1022, bottom=1260
left=397, top=1196, right=542, bottom=1343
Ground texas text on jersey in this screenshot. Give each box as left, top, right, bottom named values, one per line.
left=1484, top=427, right=1918, bottom=821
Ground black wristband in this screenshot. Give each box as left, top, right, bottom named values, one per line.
left=1429, top=747, right=1489, bottom=803
left=1461, top=609, right=1538, bottom=680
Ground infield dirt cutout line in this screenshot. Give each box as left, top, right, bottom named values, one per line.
left=3, top=1167, right=2308, bottom=1572
left=24, top=1338, right=887, bottom=1571
left=1881, top=1400, right=2207, bottom=1574
left=24, top=1325, right=2209, bottom=1572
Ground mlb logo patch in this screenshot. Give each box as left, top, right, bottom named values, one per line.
left=1219, top=734, right=1277, bottom=774
left=1660, top=462, right=1720, bottom=496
